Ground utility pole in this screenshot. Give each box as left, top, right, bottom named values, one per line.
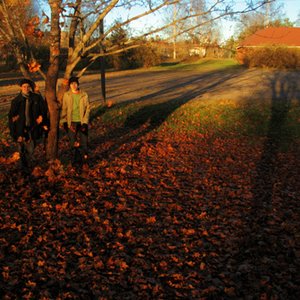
left=99, top=19, right=106, bottom=102
left=173, top=3, right=177, bottom=60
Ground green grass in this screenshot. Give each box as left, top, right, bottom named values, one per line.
left=161, top=99, right=269, bottom=136
left=94, top=96, right=300, bottom=145
left=2, top=59, right=300, bottom=149
left=94, top=95, right=300, bottom=154
left=153, top=58, right=241, bottom=72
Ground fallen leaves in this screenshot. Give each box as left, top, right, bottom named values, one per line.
left=146, top=216, right=156, bottom=224
left=106, top=100, right=114, bottom=108
left=28, top=60, right=41, bottom=73
left=0, top=120, right=299, bottom=299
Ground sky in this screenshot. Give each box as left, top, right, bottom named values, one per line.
left=221, top=0, right=300, bottom=41
left=280, top=0, right=300, bottom=22
left=118, top=0, right=300, bottom=43
left=41, top=0, right=299, bottom=43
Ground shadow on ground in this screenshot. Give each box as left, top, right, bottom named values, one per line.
left=90, top=65, right=246, bottom=160
left=224, top=71, right=300, bottom=298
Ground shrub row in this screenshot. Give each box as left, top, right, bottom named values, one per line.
left=236, top=46, right=300, bottom=69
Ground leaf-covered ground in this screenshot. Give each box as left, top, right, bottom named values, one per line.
left=1, top=65, right=300, bottom=299
left=1, top=115, right=299, bottom=299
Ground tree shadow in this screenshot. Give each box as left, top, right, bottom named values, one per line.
left=90, top=65, right=245, bottom=120
left=90, top=66, right=245, bottom=160
left=236, top=71, right=300, bottom=297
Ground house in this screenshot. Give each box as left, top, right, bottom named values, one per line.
left=236, top=27, right=300, bottom=66
left=189, top=46, right=206, bottom=57
left=238, top=27, right=300, bottom=48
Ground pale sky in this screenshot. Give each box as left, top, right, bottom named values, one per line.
left=123, top=0, right=300, bottom=43
left=221, top=0, right=300, bottom=41
left=280, top=0, right=300, bottom=22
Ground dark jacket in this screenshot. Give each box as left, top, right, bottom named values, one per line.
left=8, top=92, right=49, bottom=141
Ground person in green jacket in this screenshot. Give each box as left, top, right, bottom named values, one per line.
left=61, top=77, right=90, bottom=164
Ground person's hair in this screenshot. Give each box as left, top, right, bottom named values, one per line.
left=19, top=78, right=34, bottom=89
left=68, top=76, right=80, bottom=86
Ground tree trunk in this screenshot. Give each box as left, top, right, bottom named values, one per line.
left=45, top=75, right=60, bottom=160
left=57, top=60, right=78, bottom=105
left=18, top=62, right=31, bottom=79
left=14, top=48, right=31, bottom=78
left=45, top=0, right=61, bottom=161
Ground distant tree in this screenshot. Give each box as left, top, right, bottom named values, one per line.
left=106, top=22, right=131, bottom=69
left=222, top=36, right=238, bottom=58
left=163, top=1, right=220, bottom=58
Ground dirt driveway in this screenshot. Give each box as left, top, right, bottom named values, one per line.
left=1, top=67, right=299, bottom=110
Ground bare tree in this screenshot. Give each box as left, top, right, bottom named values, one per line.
left=1, top=0, right=277, bottom=79
left=0, top=0, right=61, bottom=160
left=45, top=0, right=61, bottom=160
left=56, top=1, right=275, bottom=79
left=0, top=0, right=40, bottom=77
left=1, top=0, right=275, bottom=160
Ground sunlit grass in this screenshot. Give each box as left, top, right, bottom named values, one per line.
left=160, top=98, right=300, bottom=152
left=161, top=98, right=269, bottom=135
left=153, top=58, right=241, bottom=72
left=94, top=94, right=300, bottom=153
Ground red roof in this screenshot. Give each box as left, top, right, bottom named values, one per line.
left=240, top=27, right=300, bottom=47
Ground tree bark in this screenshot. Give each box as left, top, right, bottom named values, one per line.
left=45, top=0, right=61, bottom=160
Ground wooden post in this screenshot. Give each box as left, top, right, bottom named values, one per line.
left=99, top=19, right=106, bottom=102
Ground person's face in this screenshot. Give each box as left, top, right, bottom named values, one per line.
left=21, top=83, right=31, bottom=95
left=70, top=82, right=79, bottom=92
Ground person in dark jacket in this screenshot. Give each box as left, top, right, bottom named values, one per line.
left=8, top=78, right=49, bottom=172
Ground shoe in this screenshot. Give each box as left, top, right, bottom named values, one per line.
left=82, top=154, right=89, bottom=167
left=73, top=148, right=82, bottom=165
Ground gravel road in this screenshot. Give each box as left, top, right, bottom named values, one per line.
left=1, top=68, right=299, bottom=110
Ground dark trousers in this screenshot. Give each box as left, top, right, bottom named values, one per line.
left=67, top=122, right=88, bottom=158
left=18, top=138, right=35, bottom=168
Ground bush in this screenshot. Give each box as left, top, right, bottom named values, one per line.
left=236, top=46, right=300, bottom=69
left=109, top=43, right=163, bottom=70
left=129, top=44, right=163, bottom=68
